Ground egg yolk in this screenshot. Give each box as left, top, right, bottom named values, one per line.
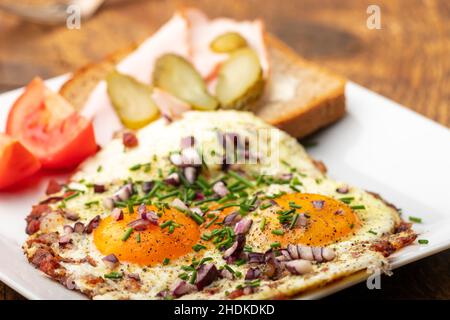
left=93, top=205, right=200, bottom=266
left=266, top=193, right=360, bottom=246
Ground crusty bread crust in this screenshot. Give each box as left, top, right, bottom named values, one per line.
left=59, top=45, right=136, bottom=110
left=256, top=35, right=346, bottom=138
left=59, top=34, right=346, bottom=138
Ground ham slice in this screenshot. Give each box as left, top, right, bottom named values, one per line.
left=81, top=13, right=190, bottom=146
left=183, top=8, right=269, bottom=81
left=152, top=88, right=191, bottom=120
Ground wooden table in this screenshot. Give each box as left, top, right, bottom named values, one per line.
left=0, top=0, right=449, bottom=300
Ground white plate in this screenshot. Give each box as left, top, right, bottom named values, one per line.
left=0, top=76, right=449, bottom=300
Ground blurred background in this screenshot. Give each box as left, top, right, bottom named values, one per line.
left=0, top=0, right=449, bottom=299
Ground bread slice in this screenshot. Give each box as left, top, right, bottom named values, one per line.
left=256, top=35, right=346, bottom=138
left=59, top=34, right=346, bottom=139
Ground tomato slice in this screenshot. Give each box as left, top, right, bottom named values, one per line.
left=6, top=77, right=98, bottom=169
left=0, top=134, right=41, bottom=190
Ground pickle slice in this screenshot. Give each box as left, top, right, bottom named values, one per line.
left=215, top=48, right=264, bottom=110
left=107, top=70, right=159, bottom=129
left=152, top=54, right=218, bottom=110
left=210, top=32, right=248, bottom=53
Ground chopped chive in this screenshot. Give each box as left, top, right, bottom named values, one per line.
left=228, top=170, right=253, bottom=188
left=216, top=203, right=240, bottom=211
left=136, top=233, right=141, bottom=243
left=158, top=190, right=179, bottom=200
left=64, top=192, right=80, bottom=202
left=270, top=242, right=281, bottom=248
left=163, top=258, right=170, bottom=265
left=260, top=217, right=267, bottom=231
left=199, top=257, right=213, bottom=265
left=259, top=202, right=273, bottom=210
left=288, top=202, right=302, bottom=209
left=194, top=196, right=219, bottom=206
left=418, top=239, right=429, bottom=244
left=192, top=244, right=206, bottom=252
left=181, top=265, right=195, bottom=272
left=104, top=272, right=122, bottom=279
left=201, top=233, right=212, bottom=241
left=224, top=265, right=235, bottom=274
left=350, top=205, right=366, bottom=210
left=189, top=211, right=205, bottom=225
left=121, top=228, right=133, bottom=241
left=129, top=164, right=142, bottom=171
left=339, top=197, right=355, bottom=204
left=271, top=229, right=284, bottom=236
left=289, top=185, right=301, bottom=192
left=409, top=216, right=422, bottom=223
left=97, top=165, right=103, bottom=172
left=168, top=225, right=175, bottom=234
left=205, top=215, right=219, bottom=229
left=368, top=230, right=377, bottom=235
left=179, top=273, right=189, bottom=280
left=84, top=200, right=99, bottom=208
left=160, top=220, right=173, bottom=229
left=289, top=214, right=299, bottom=229
left=189, top=270, right=197, bottom=284
left=127, top=203, right=134, bottom=214
left=235, top=259, right=246, bottom=266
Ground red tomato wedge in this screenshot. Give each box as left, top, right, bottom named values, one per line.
left=0, top=134, right=41, bottom=190
left=6, top=77, right=97, bottom=169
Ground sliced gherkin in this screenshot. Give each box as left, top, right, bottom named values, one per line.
left=152, top=54, right=218, bottom=110
left=210, top=32, right=248, bottom=53
left=106, top=70, right=159, bottom=129
left=215, top=48, right=264, bottom=110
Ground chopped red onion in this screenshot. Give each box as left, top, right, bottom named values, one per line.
left=63, top=225, right=74, bottom=234
left=170, top=280, right=197, bottom=297
left=142, top=181, right=155, bottom=194
left=171, top=198, right=189, bottom=212
left=234, top=218, right=253, bottom=235
left=181, top=147, right=202, bottom=167
left=280, top=173, right=293, bottom=181
left=287, top=244, right=299, bottom=260
left=127, top=219, right=151, bottom=231
left=285, top=259, right=313, bottom=275
left=111, top=208, right=124, bottom=221
left=127, top=273, right=141, bottom=282
left=297, top=245, right=314, bottom=261
left=183, top=166, right=197, bottom=184
left=63, top=209, right=79, bottom=221
left=322, top=247, right=336, bottom=261
left=223, top=211, right=241, bottom=226
left=169, top=153, right=183, bottom=166
left=103, top=197, right=115, bottom=210
left=115, top=183, right=134, bottom=201
left=212, top=181, right=229, bottom=197
left=164, top=172, right=180, bottom=186
left=93, top=184, right=106, bottom=193
left=180, top=136, right=195, bottom=149
left=195, top=263, right=219, bottom=290
left=190, top=207, right=204, bottom=217
left=247, top=252, right=265, bottom=264
left=311, top=200, right=325, bottom=209
left=65, top=277, right=77, bottom=290
left=245, top=268, right=261, bottom=280
left=73, top=222, right=85, bottom=234
left=312, top=247, right=323, bottom=262
left=220, top=268, right=234, bottom=280
left=336, top=185, right=349, bottom=194
left=58, top=234, right=72, bottom=246
left=84, top=215, right=100, bottom=234
left=223, top=234, right=245, bottom=262
left=102, top=254, right=119, bottom=269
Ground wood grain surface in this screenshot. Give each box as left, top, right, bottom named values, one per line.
left=0, top=0, right=449, bottom=300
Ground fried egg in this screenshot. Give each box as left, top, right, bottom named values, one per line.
left=23, top=111, right=416, bottom=299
